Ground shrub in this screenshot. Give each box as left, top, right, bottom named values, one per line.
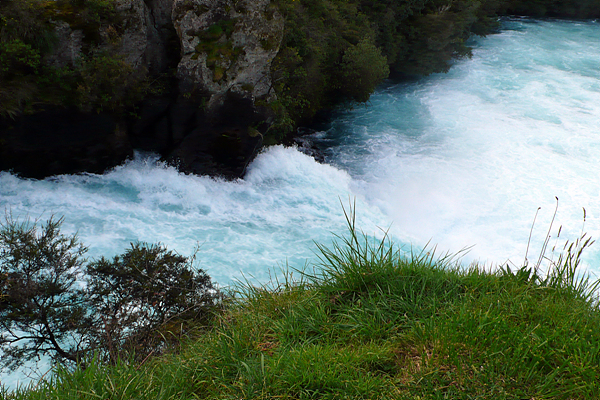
left=340, top=39, right=389, bottom=103
left=74, top=54, right=151, bottom=113
left=0, top=0, right=55, bottom=50
left=0, top=216, right=89, bottom=370
left=86, top=242, right=219, bottom=363
left=0, top=40, right=43, bottom=117
left=0, top=0, right=151, bottom=118
left=0, top=215, right=220, bottom=371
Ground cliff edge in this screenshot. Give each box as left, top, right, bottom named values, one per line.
left=0, top=0, right=284, bottom=179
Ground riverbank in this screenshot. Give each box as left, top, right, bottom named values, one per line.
left=2, top=0, right=599, bottom=180
left=4, top=213, right=600, bottom=399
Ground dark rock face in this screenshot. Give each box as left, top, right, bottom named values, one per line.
left=129, top=91, right=263, bottom=179
left=0, top=109, right=132, bottom=178
left=0, top=93, right=264, bottom=179
left=167, top=92, right=264, bottom=178
left=143, top=0, right=181, bottom=74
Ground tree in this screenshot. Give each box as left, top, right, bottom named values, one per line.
left=340, top=38, right=390, bottom=103
left=0, top=215, right=220, bottom=371
left=0, top=216, right=89, bottom=370
left=86, top=243, right=218, bottom=363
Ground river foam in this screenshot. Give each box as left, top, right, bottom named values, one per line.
left=1, top=146, right=391, bottom=285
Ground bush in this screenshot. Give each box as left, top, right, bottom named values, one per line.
left=0, top=0, right=150, bottom=118
left=0, top=216, right=88, bottom=370
left=86, top=242, right=218, bottom=363
left=0, top=40, right=42, bottom=118
left=0, top=215, right=220, bottom=371
left=74, top=54, right=151, bottom=113
left=0, top=40, right=41, bottom=78
left=340, top=39, right=389, bottom=103
left=0, top=0, right=55, bottom=50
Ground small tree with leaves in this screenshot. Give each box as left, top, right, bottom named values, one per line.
left=340, top=38, right=390, bottom=103
left=86, top=243, right=218, bottom=363
left=0, top=216, right=90, bottom=370
left=0, top=215, right=220, bottom=371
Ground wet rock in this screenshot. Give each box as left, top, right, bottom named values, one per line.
left=166, top=91, right=264, bottom=179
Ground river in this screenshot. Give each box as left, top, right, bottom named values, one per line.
left=1, top=17, right=599, bottom=389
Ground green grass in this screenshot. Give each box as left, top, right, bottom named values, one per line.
left=4, top=209, right=600, bottom=399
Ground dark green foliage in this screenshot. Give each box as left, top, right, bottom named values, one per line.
left=0, top=51, right=152, bottom=117
left=340, top=39, right=390, bottom=103
left=86, top=243, right=218, bottom=363
left=271, top=0, right=377, bottom=127
left=73, top=55, right=151, bottom=113
left=387, top=0, right=508, bottom=75
left=0, top=40, right=41, bottom=77
left=0, top=0, right=55, bottom=50
left=0, top=0, right=150, bottom=118
left=0, top=0, right=52, bottom=118
left=0, top=216, right=219, bottom=371
left=268, top=0, right=509, bottom=135
left=0, top=216, right=89, bottom=370
left=471, top=0, right=510, bottom=35
left=41, top=0, right=120, bottom=45
left=0, top=40, right=43, bottom=118
left=504, top=0, right=600, bottom=18
left=356, top=0, right=430, bottom=66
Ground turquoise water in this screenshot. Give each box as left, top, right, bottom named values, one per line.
left=1, top=18, right=600, bottom=388
left=314, top=18, right=600, bottom=270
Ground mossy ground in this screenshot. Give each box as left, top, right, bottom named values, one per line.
left=4, top=209, right=600, bottom=400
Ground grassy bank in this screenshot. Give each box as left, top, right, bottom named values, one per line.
left=3, top=211, right=600, bottom=399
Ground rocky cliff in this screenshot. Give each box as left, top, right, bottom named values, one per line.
left=0, top=0, right=284, bottom=179
left=173, top=0, right=283, bottom=111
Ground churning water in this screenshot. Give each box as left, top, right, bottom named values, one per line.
left=1, top=18, right=599, bottom=388
left=314, top=18, right=600, bottom=270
